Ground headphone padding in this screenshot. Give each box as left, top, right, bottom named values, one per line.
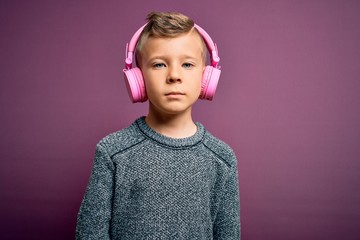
left=200, top=66, right=221, bottom=100
left=123, top=67, right=147, bottom=103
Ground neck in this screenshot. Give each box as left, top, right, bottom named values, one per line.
left=145, top=105, right=197, bottom=139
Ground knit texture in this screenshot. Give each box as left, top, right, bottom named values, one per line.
left=76, top=117, right=240, bottom=239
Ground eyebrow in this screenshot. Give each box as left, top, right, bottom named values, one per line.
left=147, top=54, right=200, bottom=62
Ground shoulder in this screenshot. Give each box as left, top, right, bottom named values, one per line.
left=202, top=130, right=237, bottom=168
left=96, top=119, right=146, bottom=158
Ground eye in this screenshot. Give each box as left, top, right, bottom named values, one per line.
left=153, top=63, right=166, bottom=69
left=182, top=63, right=194, bottom=69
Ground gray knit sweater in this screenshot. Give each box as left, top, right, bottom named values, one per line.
left=76, top=117, right=240, bottom=239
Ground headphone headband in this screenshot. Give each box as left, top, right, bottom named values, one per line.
left=125, top=23, right=220, bottom=69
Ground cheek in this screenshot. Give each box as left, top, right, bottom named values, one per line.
left=143, top=75, right=164, bottom=100
left=194, top=70, right=204, bottom=90
left=142, top=71, right=155, bottom=89
left=144, top=81, right=158, bottom=98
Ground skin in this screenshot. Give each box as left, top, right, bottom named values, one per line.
left=139, top=30, right=205, bottom=138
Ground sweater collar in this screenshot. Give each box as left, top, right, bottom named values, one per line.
left=135, top=116, right=205, bottom=148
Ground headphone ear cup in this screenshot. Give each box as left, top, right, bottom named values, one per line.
left=123, top=67, right=147, bottom=103
left=200, top=66, right=221, bottom=100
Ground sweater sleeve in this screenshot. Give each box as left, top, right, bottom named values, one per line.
left=213, top=157, right=241, bottom=240
left=76, top=144, right=114, bottom=240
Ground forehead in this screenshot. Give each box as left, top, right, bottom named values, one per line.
left=141, top=31, right=205, bottom=59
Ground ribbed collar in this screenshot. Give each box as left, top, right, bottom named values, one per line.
left=135, top=116, right=205, bottom=148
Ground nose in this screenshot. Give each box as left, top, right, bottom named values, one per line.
left=166, top=66, right=182, bottom=84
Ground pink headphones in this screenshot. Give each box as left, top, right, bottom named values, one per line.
left=123, top=23, right=221, bottom=103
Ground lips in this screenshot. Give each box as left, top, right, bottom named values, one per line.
left=165, top=92, right=185, bottom=96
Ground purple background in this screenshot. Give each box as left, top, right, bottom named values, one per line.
left=1, top=0, right=360, bottom=239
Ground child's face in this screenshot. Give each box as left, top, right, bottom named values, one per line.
left=140, top=31, right=205, bottom=116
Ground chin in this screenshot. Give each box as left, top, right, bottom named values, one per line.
left=163, top=108, right=191, bottom=115
left=149, top=99, right=197, bottom=116
left=158, top=104, right=193, bottom=115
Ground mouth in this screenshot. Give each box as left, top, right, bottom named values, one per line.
left=165, top=92, right=185, bottom=96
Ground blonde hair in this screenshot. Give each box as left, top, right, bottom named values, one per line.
left=136, top=12, right=206, bottom=66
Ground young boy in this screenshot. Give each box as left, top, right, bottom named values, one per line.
left=76, top=12, right=240, bottom=239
